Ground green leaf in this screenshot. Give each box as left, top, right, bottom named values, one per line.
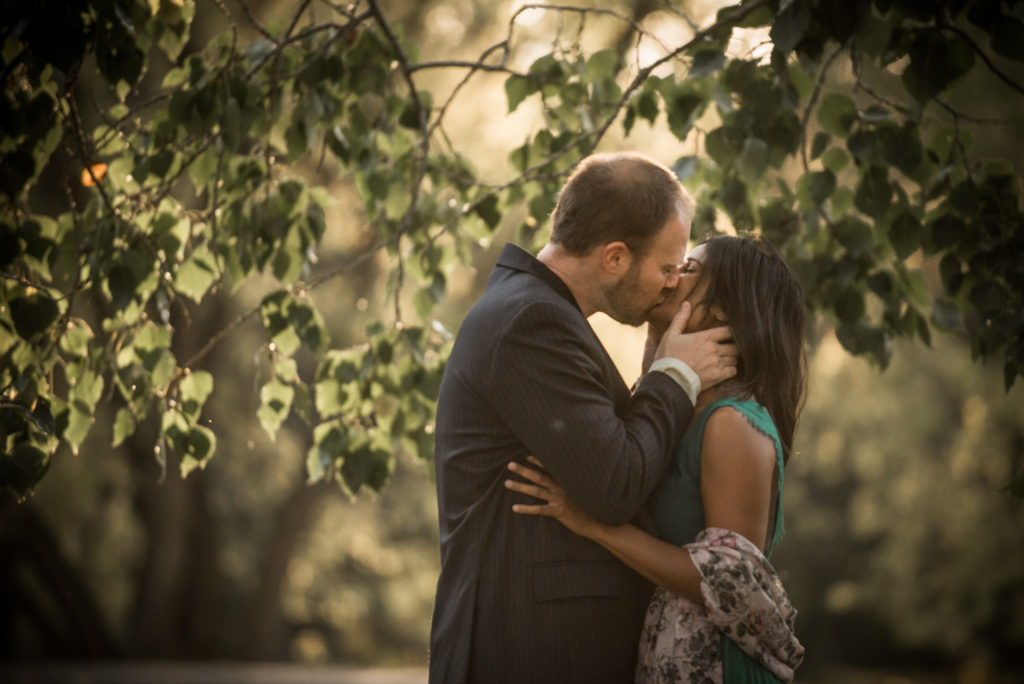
left=665, top=89, right=706, bottom=140
left=939, top=253, right=963, bottom=294
left=130, top=325, right=177, bottom=390
left=847, top=129, right=878, bottom=163
left=927, top=214, right=966, bottom=251
left=0, top=222, right=21, bottom=269
left=153, top=0, right=196, bottom=61
left=807, top=170, right=837, bottom=205
left=306, top=420, right=344, bottom=484
left=758, top=199, right=799, bottom=246
left=867, top=270, right=895, bottom=300
left=672, top=156, right=699, bottom=183
left=690, top=50, right=726, bottom=78
left=902, top=32, right=976, bottom=103
left=275, top=356, right=299, bottom=383
left=473, top=194, right=501, bottom=230
left=285, top=119, right=309, bottom=161
left=736, top=137, right=769, bottom=182
left=835, top=216, right=874, bottom=256
left=257, top=379, right=294, bottom=440
left=18, top=217, right=57, bottom=280
left=889, top=210, right=921, bottom=259
left=719, top=176, right=753, bottom=230
left=817, top=93, right=857, bottom=136
left=10, top=294, right=59, bottom=340
left=705, top=126, right=745, bottom=167
left=112, top=407, right=136, bottom=448
left=586, top=49, right=620, bottom=79
left=688, top=201, right=712, bottom=236
left=504, top=75, right=534, bottom=113
left=108, top=263, right=138, bottom=311
left=64, top=405, right=92, bottom=453
left=810, top=132, right=831, bottom=160
left=880, top=124, right=923, bottom=177
left=162, top=409, right=215, bottom=476
left=260, top=291, right=328, bottom=357
left=315, top=378, right=346, bottom=418
left=175, top=244, right=218, bottom=303
left=821, top=147, right=850, bottom=173
left=0, top=443, right=50, bottom=495
left=341, top=444, right=393, bottom=494
left=835, top=320, right=892, bottom=368
left=179, top=370, right=214, bottom=423
left=180, top=425, right=216, bottom=476
left=854, top=166, right=892, bottom=218
left=834, top=288, right=865, bottom=322
left=635, top=88, right=660, bottom=124
left=58, top=321, right=93, bottom=358
left=528, top=53, right=564, bottom=79
left=71, top=369, right=104, bottom=410
left=771, top=2, right=812, bottom=54
left=897, top=265, right=929, bottom=309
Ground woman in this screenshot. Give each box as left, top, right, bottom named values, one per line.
left=505, top=233, right=807, bottom=683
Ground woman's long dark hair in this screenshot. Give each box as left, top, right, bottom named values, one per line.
left=697, top=234, right=807, bottom=462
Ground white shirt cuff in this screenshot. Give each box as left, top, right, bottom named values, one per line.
left=649, top=357, right=701, bottom=406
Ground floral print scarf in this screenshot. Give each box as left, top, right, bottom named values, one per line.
left=636, top=527, right=805, bottom=683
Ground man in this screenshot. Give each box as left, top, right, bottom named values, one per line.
left=429, top=152, right=737, bottom=683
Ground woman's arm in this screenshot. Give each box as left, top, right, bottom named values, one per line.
left=506, top=458, right=705, bottom=604
left=505, top=406, right=777, bottom=605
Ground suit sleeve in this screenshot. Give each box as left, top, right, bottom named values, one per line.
left=487, top=299, right=694, bottom=525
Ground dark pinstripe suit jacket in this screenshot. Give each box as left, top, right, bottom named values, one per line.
left=429, top=244, right=694, bottom=683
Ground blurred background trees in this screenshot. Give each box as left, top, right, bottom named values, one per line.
left=1, top=0, right=1022, bottom=679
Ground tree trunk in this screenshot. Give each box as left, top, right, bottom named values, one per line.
left=243, top=470, right=331, bottom=659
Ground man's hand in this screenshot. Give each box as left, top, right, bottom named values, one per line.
left=654, top=301, right=738, bottom=390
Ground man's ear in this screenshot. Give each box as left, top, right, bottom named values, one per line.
left=600, top=241, right=632, bottom=275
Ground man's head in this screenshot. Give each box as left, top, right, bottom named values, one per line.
left=548, top=152, right=694, bottom=326
left=550, top=152, right=694, bottom=258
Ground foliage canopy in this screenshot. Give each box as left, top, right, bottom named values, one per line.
left=2, top=0, right=1022, bottom=497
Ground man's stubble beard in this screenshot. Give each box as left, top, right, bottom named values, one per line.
left=605, top=264, right=666, bottom=328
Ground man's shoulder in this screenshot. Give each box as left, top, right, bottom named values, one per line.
left=474, top=267, right=579, bottom=322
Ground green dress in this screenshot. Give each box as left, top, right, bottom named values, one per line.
left=649, top=397, right=786, bottom=683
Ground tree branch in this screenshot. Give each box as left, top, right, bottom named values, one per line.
left=801, top=46, right=842, bottom=173
left=408, top=59, right=520, bottom=75
left=236, top=0, right=276, bottom=42
left=510, top=0, right=775, bottom=185
left=367, top=0, right=434, bottom=324
left=943, top=23, right=1024, bottom=99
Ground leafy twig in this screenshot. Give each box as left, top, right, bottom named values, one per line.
left=943, top=23, right=1024, bottom=99
left=800, top=46, right=842, bottom=173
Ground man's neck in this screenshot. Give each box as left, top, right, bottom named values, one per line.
left=537, top=242, right=602, bottom=317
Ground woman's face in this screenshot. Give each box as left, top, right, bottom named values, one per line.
left=646, top=243, right=719, bottom=333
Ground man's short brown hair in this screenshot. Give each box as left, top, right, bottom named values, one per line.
left=550, top=152, right=694, bottom=257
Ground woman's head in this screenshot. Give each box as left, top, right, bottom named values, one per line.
left=652, top=233, right=807, bottom=461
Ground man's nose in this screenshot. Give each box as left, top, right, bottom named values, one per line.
left=665, top=269, right=680, bottom=289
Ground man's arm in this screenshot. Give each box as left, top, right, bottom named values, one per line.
left=487, top=300, right=690, bottom=526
